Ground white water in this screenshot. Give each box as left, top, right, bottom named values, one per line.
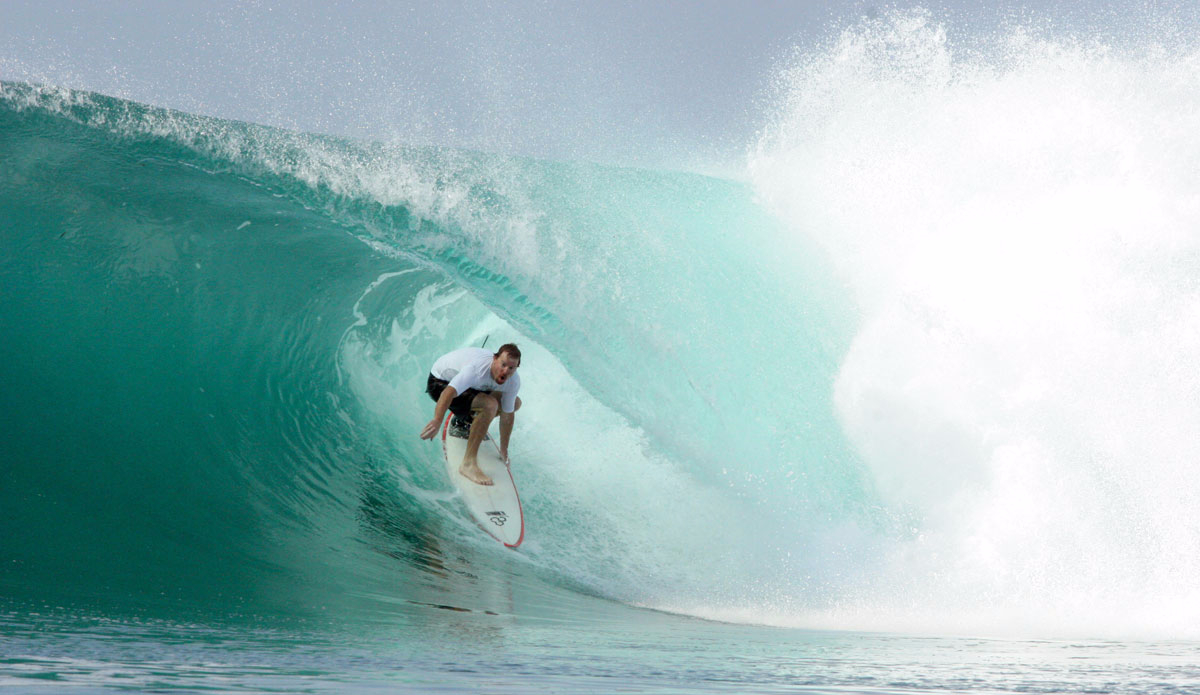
left=750, top=10, right=1200, bottom=638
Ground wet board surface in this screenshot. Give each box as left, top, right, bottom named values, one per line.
left=441, top=416, right=525, bottom=548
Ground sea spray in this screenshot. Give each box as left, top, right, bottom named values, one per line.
left=751, top=10, right=1200, bottom=637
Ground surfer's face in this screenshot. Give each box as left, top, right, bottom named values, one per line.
left=491, top=353, right=519, bottom=384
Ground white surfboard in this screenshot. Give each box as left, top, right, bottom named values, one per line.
left=440, top=415, right=525, bottom=548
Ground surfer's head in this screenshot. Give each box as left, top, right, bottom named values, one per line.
left=491, top=344, right=521, bottom=384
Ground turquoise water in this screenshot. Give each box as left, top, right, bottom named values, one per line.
left=6, top=11, right=1200, bottom=692
left=8, top=605, right=1200, bottom=693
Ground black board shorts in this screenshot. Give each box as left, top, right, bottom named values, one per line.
left=426, top=373, right=481, bottom=422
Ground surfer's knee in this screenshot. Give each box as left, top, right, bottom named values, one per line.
left=514, top=397, right=521, bottom=412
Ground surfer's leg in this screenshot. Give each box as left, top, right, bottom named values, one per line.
left=460, top=392, right=500, bottom=485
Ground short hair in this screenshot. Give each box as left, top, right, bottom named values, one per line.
left=494, top=343, right=521, bottom=364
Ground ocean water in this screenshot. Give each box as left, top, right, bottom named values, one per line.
left=5, top=11, right=1200, bottom=693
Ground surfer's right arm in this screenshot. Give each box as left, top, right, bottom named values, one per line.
left=420, top=386, right=457, bottom=439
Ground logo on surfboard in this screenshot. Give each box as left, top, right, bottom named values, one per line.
left=486, top=511, right=508, bottom=526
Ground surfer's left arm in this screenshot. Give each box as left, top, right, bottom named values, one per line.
left=498, top=410, right=514, bottom=463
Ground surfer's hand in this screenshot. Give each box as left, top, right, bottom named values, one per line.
left=419, top=419, right=440, bottom=440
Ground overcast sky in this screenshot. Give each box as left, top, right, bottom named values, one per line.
left=2, top=1, right=1194, bottom=171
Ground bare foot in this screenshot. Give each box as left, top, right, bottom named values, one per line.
left=459, top=459, right=493, bottom=486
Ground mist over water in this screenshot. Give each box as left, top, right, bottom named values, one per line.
left=751, top=10, right=1200, bottom=636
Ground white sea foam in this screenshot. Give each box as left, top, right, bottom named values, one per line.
left=750, top=9, right=1200, bottom=637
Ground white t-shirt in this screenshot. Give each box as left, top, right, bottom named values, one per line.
left=431, top=347, right=521, bottom=413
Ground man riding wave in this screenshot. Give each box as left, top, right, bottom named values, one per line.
left=420, top=344, right=522, bottom=486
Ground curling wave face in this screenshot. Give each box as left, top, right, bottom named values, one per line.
left=0, top=82, right=861, bottom=628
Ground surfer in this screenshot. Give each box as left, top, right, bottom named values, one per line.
left=420, top=344, right=522, bottom=486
